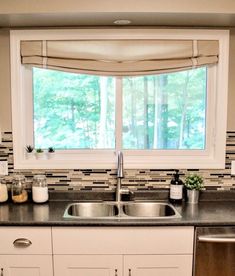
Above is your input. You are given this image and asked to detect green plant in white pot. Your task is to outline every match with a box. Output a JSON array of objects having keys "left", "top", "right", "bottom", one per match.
[
  {"left": 35, "top": 148, "right": 45, "bottom": 160},
  {"left": 25, "top": 145, "right": 34, "bottom": 159},
  {"left": 184, "top": 174, "right": 204, "bottom": 204},
  {"left": 47, "top": 147, "right": 55, "bottom": 159}
]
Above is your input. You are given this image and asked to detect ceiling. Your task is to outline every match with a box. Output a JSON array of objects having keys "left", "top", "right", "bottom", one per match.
[{"left": 1, "top": 12, "right": 235, "bottom": 28}]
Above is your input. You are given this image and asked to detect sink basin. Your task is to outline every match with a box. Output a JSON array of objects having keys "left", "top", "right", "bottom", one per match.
[
  {"left": 122, "top": 202, "right": 180, "bottom": 218},
  {"left": 64, "top": 202, "right": 119, "bottom": 218},
  {"left": 63, "top": 201, "right": 181, "bottom": 219}
]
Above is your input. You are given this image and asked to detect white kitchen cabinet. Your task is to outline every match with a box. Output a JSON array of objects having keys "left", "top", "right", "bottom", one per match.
[
  {"left": 0, "top": 227, "right": 52, "bottom": 254},
  {"left": 0, "top": 226, "right": 194, "bottom": 276},
  {"left": 52, "top": 226, "right": 194, "bottom": 276},
  {"left": 54, "top": 254, "right": 192, "bottom": 276},
  {"left": 0, "top": 227, "right": 53, "bottom": 276},
  {"left": 124, "top": 255, "right": 192, "bottom": 276},
  {"left": 54, "top": 255, "right": 122, "bottom": 276},
  {"left": 0, "top": 255, "right": 53, "bottom": 276}
]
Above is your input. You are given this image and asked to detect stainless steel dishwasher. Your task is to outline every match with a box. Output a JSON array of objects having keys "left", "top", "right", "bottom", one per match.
[{"left": 194, "top": 227, "right": 235, "bottom": 276}]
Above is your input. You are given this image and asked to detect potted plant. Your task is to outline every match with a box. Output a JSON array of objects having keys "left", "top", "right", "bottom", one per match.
[
  {"left": 25, "top": 145, "right": 34, "bottom": 159},
  {"left": 184, "top": 174, "right": 204, "bottom": 204},
  {"left": 35, "top": 148, "right": 45, "bottom": 160},
  {"left": 47, "top": 147, "right": 55, "bottom": 159}
]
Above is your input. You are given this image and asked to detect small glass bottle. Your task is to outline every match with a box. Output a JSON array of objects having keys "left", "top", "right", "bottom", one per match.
[
  {"left": 32, "top": 175, "right": 48, "bottom": 203},
  {"left": 0, "top": 178, "right": 8, "bottom": 203},
  {"left": 11, "top": 175, "right": 28, "bottom": 203}
]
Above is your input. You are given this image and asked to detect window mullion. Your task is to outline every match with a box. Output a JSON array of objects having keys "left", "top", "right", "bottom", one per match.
[
  {"left": 24, "top": 66, "right": 34, "bottom": 146},
  {"left": 115, "top": 77, "right": 123, "bottom": 151}
]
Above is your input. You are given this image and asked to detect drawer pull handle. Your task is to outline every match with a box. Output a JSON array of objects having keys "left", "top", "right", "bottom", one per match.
[
  {"left": 115, "top": 269, "right": 118, "bottom": 276},
  {"left": 1, "top": 268, "right": 3, "bottom": 276},
  {"left": 13, "top": 238, "right": 32, "bottom": 247},
  {"left": 129, "top": 269, "right": 132, "bottom": 276}
]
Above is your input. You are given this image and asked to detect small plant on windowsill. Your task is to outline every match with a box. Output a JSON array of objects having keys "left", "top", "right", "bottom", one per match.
[
  {"left": 25, "top": 145, "right": 34, "bottom": 159},
  {"left": 184, "top": 174, "right": 204, "bottom": 204},
  {"left": 47, "top": 147, "right": 55, "bottom": 159},
  {"left": 35, "top": 148, "right": 45, "bottom": 160}
]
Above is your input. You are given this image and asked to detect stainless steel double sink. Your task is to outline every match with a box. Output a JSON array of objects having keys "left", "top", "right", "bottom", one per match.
[{"left": 63, "top": 201, "right": 181, "bottom": 219}]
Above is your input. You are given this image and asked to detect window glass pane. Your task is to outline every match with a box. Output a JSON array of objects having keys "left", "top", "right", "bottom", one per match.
[
  {"left": 33, "top": 68, "right": 115, "bottom": 149},
  {"left": 122, "top": 67, "right": 207, "bottom": 150}
]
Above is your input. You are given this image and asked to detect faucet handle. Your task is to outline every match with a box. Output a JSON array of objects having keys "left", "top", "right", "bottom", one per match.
[
  {"left": 120, "top": 188, "right": 135, "bottom": 201},
  {"left": 120, "top": 187, "right": 130, "bottom": 195}
]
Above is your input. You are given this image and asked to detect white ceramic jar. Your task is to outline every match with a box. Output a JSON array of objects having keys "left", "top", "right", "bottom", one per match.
[
  {"left": 32, "top": 175, "right": 48, "bottom": 203},
  {"left": 0, "top": 180, "right": 8, "bottom": 203}
]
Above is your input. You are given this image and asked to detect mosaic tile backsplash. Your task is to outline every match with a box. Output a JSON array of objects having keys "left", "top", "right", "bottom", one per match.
[{"left": 1, "top": 131, "right": 235, "bottom": 191}]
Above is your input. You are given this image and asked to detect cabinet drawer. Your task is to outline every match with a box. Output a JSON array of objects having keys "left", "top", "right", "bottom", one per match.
[
  {"left": 53, "top": 226, "right": 194, "bottom": 255},
  {"left": 0, "top": 227, "right": 52, "bottom": 254},
  {"left": 124, "top": 255, "right": 192, "bottom": 276},
  {"left": 54, "top": 255, "right": 122, "bottom": 276}
]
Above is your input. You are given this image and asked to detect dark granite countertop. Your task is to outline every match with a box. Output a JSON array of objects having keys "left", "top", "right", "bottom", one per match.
[{"left": 0, "top": 191, "right": 235, "bottom": 226}]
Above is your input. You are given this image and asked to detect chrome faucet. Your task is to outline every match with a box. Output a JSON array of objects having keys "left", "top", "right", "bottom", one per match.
[
  {"left": 117, "top": 151, "right": 124, "bottom": 179},
  {"left": 116, "top": 151, "right": 128, "bottom": 203}
]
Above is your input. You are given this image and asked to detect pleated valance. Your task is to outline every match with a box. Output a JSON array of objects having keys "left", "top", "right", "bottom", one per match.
[{"left": 20, "top": 39, "right": 219, "bottom": 76}]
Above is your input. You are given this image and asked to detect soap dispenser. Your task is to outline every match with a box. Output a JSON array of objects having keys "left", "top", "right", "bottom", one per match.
[{"left": 169, "top": 169, "right": 183, "bottom": 203}]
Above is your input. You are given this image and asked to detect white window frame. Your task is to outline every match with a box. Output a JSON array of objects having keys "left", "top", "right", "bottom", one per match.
[{"left": 10, "top": 28, "right": 229, "bottom": 170}]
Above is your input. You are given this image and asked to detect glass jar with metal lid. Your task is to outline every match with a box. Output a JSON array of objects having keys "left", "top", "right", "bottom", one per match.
[
  {"left": 32, "top": 175, "right": 48, "bottom": 203},
  {"left": 11, "top": 175, "right": 28, "bottom": 203}
]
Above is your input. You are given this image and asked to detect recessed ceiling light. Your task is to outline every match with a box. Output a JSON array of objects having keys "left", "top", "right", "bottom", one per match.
[{"left": 113, "top": 19, "right": 132, "bottom": 25}]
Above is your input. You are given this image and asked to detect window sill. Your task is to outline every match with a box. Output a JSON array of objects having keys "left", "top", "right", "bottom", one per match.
[{"left": 14, "top": 151, "right": 226, "bottom": 170}]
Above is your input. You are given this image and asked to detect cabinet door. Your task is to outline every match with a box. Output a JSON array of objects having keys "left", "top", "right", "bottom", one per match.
[
  {"left": 124, "top": 255, "right": 192, "bottom": 276},
  {"left": 0, "top": 255, "right": 53, "bottom": 276},
  {"left": 54, "top": 255, "right": 122, "bottom": 276}
]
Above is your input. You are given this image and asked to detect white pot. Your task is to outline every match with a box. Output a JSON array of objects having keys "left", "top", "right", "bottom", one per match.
[
  {"left": 25, "top": 152, "right": 34, "bottom": 159},
  {"left": 47, "top": 152, "right": 55, "bottom": 159},
  {"left": 35, "top": 152, "right": 46, "bottom": 160}
]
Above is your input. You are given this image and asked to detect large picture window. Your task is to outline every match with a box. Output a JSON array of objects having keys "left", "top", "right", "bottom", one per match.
[
  {"left": 10, "top": 29, "right": 229, "bottom": 169},
  {"left": 33, "top": 67, "right": 207, "bottom": 151}
]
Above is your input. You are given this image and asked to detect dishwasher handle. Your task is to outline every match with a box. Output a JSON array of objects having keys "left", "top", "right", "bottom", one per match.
[{"left": 198, "top": 235, "right": 235, "bottom": 243}]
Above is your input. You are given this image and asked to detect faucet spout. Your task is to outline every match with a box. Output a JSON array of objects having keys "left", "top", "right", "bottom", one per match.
[
  {"left": 117, "top": 151, "right": 124, "bottom": 179},
  {"left": 116, "top": 151, "right": 124, "bottom": 203}
]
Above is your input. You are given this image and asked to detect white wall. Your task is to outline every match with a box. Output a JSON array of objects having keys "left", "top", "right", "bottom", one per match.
[
  {"left": 227, "top": 28, "right": 235, "bottom": 130},
  {"left": 0, "top": 29, "right": 11, "bottom": 131}
]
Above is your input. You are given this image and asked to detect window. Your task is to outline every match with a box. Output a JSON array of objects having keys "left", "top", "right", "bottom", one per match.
[
  {"left": 10, "top": 29, "right": 229, "bottom": 169},
  {"left": 33, "top": 68, "right": 115, "bottom": 149},
  {"left": 33, "top": 67, "right": 206, "bottom": 151},
  {"left": 122, "top": 67, "right": 207, "bottom": 150}
]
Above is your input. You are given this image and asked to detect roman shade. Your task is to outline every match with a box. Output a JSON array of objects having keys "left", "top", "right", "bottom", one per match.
[{"left": 20, "top": 39, "right": 219, "bottom": 76}]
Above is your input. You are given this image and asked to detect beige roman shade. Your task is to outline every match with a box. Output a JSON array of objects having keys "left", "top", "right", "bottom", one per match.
[{"left": 20, "top": 39, "right": 219, "bottom": 76}]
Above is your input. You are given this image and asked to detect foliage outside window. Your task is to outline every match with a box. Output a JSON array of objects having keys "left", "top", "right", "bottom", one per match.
[
  {"left": 122, "top": 68, "right": 206, "bottom": 150},
  {"left": 33, "top": 67, "right": 206, "bottom": 151},
  {"left": 33, "top": 69, "right": 115, "bottom": 149}
]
